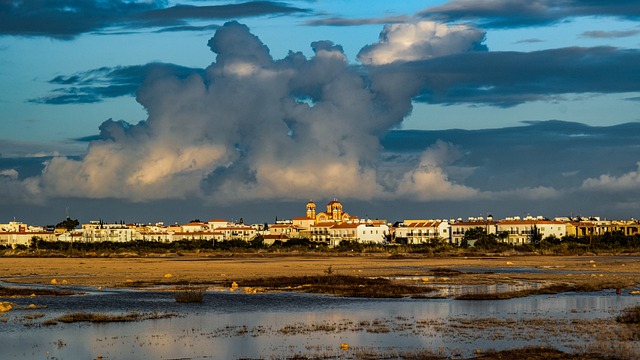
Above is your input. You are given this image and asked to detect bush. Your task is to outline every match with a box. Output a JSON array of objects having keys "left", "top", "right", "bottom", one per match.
[{"left": 174, "top": 287, "right": 206, "bottom": 303}]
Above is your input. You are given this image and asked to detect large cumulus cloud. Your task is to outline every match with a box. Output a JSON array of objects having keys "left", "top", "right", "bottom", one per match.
[
  {"left": 28, "top": 21, "right": 483, "bottom": 203},
  {"left": 13, "top": 19, "right": 640, "bottom": 215}
]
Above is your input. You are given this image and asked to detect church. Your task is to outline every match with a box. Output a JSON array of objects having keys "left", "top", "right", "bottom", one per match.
[
  {"left": 292, "top": 198, "right": 358, "bottom": 232},
  {"left": 305, "top": 199, "right": 356, "bottom": 223}
]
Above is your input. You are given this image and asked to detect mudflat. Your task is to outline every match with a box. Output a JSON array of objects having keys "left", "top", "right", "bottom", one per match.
[{"left": 1, "top": 254, "right": 639, "bottom": 290}]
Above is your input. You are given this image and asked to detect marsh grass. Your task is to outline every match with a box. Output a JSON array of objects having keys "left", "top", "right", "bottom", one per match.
[
  {"left": 43, "top": 311, "right": 176, "bottom": 325},
  {"left": 174, "top": 287, "right": 206, "bottom": 302},
  {"left": 617, "top": 305, "right": 640, "bottom": 325},
  {"left": 240, "top": 275, "right": 434, "bottom": 298},
  {"left": 428, "top": 268, "right": 464, "bottom": 277},
  {"left": 0, "top": 285, "right": 77, "bottom": 297},
  {"left": 473, "top": 347, "right": 609, "bottom": 359},
  {"left": 455, "top": 282, "right": 628, "bottom": 300}
]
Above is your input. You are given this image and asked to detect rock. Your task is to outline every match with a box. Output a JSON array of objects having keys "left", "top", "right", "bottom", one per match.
[
  {"left": 163, "top": 273, "right": 173, "bottom": 278},
  {"left": 231, "top": 281, "right": 239, "bottom": 288},
  {"left": 27, "top": 304, "right": 37, "bottom": 309},
  {"left": 50, "top": 279, "right": 57, "bottom": 285},
  {"left": 340, "top": 343, "right": 349, "bottom": 350}
]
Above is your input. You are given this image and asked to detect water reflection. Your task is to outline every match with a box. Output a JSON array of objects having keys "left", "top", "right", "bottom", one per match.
[{"left": 1, "top": 287, "right": 639, "bottom": 359}]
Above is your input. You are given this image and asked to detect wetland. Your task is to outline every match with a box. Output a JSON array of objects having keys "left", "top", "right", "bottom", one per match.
[{"left": 1, "top": 254, "right": 639, "bottom": 359}]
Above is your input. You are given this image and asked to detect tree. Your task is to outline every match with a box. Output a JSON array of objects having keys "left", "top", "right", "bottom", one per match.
[
  {"left": 56, "top": 217, "right": 79, "bottom": 232},
  {"left": 463, "top": 227, "right": 486, "bottom": 247},
  {"left": 530, "top": 225, "right": 542, "bottom": 247},
  {"left": 30, "top": 236, "right": 41, "bottom": 250}
]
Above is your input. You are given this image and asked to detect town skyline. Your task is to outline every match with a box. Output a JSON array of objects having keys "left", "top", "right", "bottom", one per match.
[
  {"left": 3, "top": 197, "right": 638, "bottom": 251},
  {"left": 1, "top": 196, "right": 633, "bottom": 230},
  {"left": 1, "top": 1, "right": 639, "bottom": 224}
]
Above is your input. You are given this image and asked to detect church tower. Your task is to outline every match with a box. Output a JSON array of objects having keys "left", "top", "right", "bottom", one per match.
[
  {"left": 327, "top": 198, "right": 343, "bottom": 221},
  {"left": 306, "top": 200, "right": 316, "bottom": 219}
]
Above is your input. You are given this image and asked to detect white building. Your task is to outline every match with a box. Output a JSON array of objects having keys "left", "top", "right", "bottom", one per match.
[
  {"left": 356, "top": 223, "right": 389, "bottom": 244},
  {"left": 497, "top": 220, "right": 566, "bottom": 244},
  {"left": 394, "top": 220, "right": 449, "bottom": 244}
]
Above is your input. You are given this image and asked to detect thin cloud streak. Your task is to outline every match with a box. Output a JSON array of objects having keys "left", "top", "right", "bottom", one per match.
[
  {"left": 581, "top": 29, "right": 640, "bottom": 38},
  {"left": 419, "top": 0, "right": 640, "bottom": 28}
]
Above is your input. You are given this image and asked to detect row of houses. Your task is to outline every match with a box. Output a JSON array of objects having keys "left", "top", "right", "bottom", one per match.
[{"left": 1, "top": 200, "right": 639, "bottom": 249}]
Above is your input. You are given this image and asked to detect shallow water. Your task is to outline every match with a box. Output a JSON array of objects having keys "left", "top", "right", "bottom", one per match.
[{"left": 2, "top": 283, "right": 639, "bottom": 359}]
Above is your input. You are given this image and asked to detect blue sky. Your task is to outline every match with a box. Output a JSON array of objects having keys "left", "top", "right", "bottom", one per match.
[{"left": 1, "top": 0, "right": 640, "bottom": 224}]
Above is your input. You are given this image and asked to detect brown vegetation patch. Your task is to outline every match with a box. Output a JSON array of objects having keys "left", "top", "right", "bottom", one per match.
[
  {"left": 240, "top": 275, "right": 435, "bottom": 298},
  {"left": 617, "top": 305, "right": 640, "bottom": 325},
  {"left": 455, "top": 282, "right": 628, "bottom": 300},
  {"left": 174, "top": 287, "right": 206, "bottom": 303},
  {"left": 473, "top": 347, "right": 610, "bottom": 360},
  {"left": 428, "top": 268, "right": 464, "bottom": 276},
  {"left": 0, "top": 285, "right": 77, "bottom": 297},
  {"left": 43, "top": 311, "right": 176, "bottom": 325}
]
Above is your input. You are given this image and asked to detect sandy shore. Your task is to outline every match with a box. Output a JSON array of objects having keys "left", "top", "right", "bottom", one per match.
[{"left": 1, "top": 254, "right": 639, "bottom": 290}]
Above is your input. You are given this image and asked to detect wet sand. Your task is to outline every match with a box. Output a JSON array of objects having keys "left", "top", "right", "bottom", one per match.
[{"left": 1, "top": 254, "right": 639, "bottom": 290}]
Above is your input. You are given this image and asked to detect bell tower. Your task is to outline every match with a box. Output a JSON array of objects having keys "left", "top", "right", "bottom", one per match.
[{"left": 306, "top": 200, "right": 316, "bottom": 219}]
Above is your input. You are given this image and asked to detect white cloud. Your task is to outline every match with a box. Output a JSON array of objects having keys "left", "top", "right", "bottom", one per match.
[
  {"left": 28, "top": 22, "right": 412, "bottom": 203},
  {"left": 581, "top": 162, "right": 640, "bottom": 192},
  {"left": 357, "top": 20, "right": 486, "bottom": 65},
  {"left": 395, "top": 141, "right": 481, "bottom": 200},
  {"left": 0, "top": 169, "right": 19, "bottom": 180}
]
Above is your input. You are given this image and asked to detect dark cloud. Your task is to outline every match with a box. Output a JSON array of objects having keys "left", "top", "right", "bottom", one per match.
[
  {"left": 6, "top": 20, "right": 640, "bottom": 223},
  {"left": 305, "top": 15, "right": 410, "bottom": 26},
  {"left": 514, "top": 38, "right": 545, "bottom": 44},
  {"left": 0, "top": 1, "right": 308, "bottom": 38},
  {"left": 384, "top": 46, "right": 640, "bottom": 107},
  {"left": 29, "top": 63, "right": 203, "bottom": 104},
  {"left": 0, "top": 0, "right": 163, "bottom": 39},
  {"left": 134, "top": 2, "right": 309, "bottom": 27},
  {"left": 581, "top": 29, "right": 640, "bottom": 38},
  {"left": 382, "top": 120, "right": 640, "bottom": 191},
  {"left": 419, "top": 0, "right": 640, "bottom": 28},
  {"left": 5, "top": 120, "right": 640, "bottom": 223}
]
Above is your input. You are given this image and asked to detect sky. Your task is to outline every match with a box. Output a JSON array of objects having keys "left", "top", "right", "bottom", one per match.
[{"left": 1, "top": 0, "right": 640, "bottom": 225}]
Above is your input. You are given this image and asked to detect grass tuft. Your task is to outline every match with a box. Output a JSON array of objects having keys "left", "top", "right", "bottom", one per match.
[
  {"left": 174, "top": 287, "right": 206, "bottom": 303},
  {"left": 455, "top": 282, "right": 629, "bottom": 300},
  {"left": 239, "top": 275, "right": 435, "bottom": 298},
  {"left": 44, "top": 311, "right": 176, "bottom": 325},
  {"left": 0, "top": 285, "right": 77, "bottom": 297},
  {"left": 617, "top": 305, "right": 640, "bottom": 325}
]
